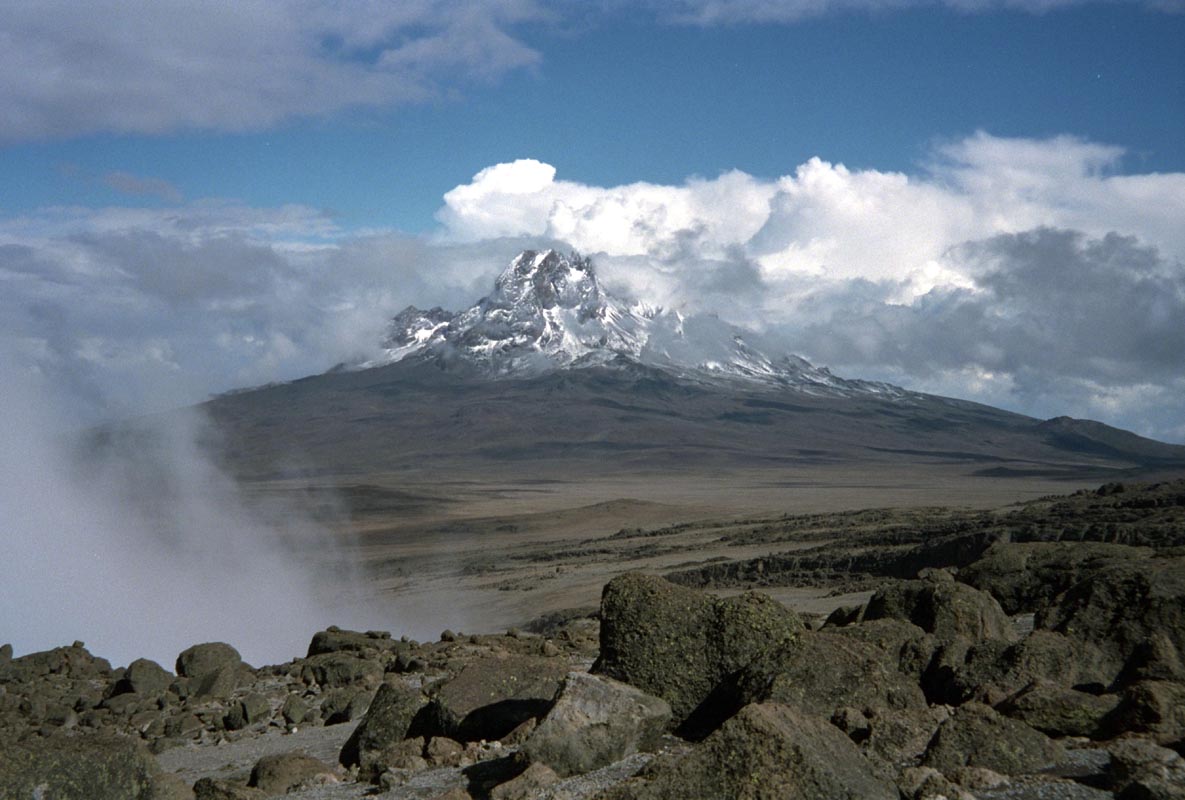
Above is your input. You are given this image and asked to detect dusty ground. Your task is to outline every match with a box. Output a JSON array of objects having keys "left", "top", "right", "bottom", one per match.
[{"left": 276, "top": 463, "right": 1107, "bottom": 640}]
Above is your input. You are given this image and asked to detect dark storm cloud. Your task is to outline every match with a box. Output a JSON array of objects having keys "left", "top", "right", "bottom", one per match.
[{"left": 792, "top": 228, "right": 1185, "bottom": 390}]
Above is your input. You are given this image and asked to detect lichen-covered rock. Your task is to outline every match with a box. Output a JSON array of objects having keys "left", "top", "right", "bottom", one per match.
[
  {"left": 1103, "top": 680, "right": 1185, "bottom": 747},
  {"left": 996, "top": 680, "right": 1120, "bottom": 738},
  {"left": 248, "top": 752, "right": 338, "bottom": 795},
  {"left": 1036, "top": 556, "right": 1185, "bottom": 687},
  {"left": 922, "top": 702, "right": 1064, "bottom": 775},
  {"left": 339, "top": 681, "right": 426, "bottom": 779},
  {"left": 733, "top": 630, "right": 927, "bottom": 719},
  {"left": 922, "top": 630, "right": 1102, "bottom": 706},
  {"left": 960, "top": 541, "right": 1152, "bottom": 615},
  {"left": 863, "top": 577, "right": 1015, "bottom": 642},
  {"left": 596, "top": 702, "right": 897, "bottom": 800},
  {"left": 522, "top": 671, "right": 671, "bottom": 777},
  {"left": 0, "top": 734, "right": 166, "bottom": 799},
  {"left": 1105, "top": 738, "right": 1185, "bottom": 800},
  {"left": 306, "top": 626, "right": 404, "bottom": 658},
  {"left": 110, "top": 658, "right": 173, "bottom": 697},
  {"left": 420, "top": 654, "right": 568, "bottom": 742},
  {"left": 300, "top": 652, "right": 384, "bottom": 689},
  {"left": 224, "top": 693, "right": 272, "bottom": 731},
  {"left": 830, "top": 618, "right": 937, "bottom": 682},
  {"left": 176, "top": 642, "right": 243, "bottom": 680},
  {"left": 594, "top": 573, "right": 802, "bottom": 727}
]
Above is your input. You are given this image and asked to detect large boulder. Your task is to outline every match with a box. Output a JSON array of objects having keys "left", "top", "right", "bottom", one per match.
[
  {"left": 248, "top": 752, "right": 338, "bottom": 795},
  {"left": 1036, "top": 556, "right": 1185, "bottom": 687},
  {"left": 597, "top": 702, "right": 897, "bottom": 800},
  {"left": 300, "top": 652, "right": 384, "bottom": 690},
  {"left": 921, "top": 630, "right": 1103, "bottom": 706},
  {"left": 996, "top": 680, "right": 1120, "bottom": 738},
  {"left": 1103, "top": 680, "right": 1185, "bottom": 747},
  {"left": 829, "top": 618, "right": 937, "bottom": 683},
  {"left": 733, "top": 630, "right": 926, "bottom": 719},
  {"left": 594, "top": 573, "right": 803, "bottom": 727},
  {"left": 419, "top": 654, "right": 567, "bottom": 742},
  {"left": 862, "top": 576, "right": 1015, "bottom": 642},
  {"left": 960, "top": 541, "right": 1152, "bottom": 615},
  {"left": 0, "top": 734, "right": 167, "bottom": 799},
  {"left": 176, "top": 642, "right": 242, "bottom": 679},
  {"left": 718, "top": 629, "right": 931, "bottom": 764},
  {"left": 922, "top": 702, "right": 1064, "bottom": 776},
  {"left": 306, "top": 626, "right": 405, "bottom": 658},
  {"left": 1105, "top": 738, "right": 1185, "bottom": 800},
  {"left": 339, "top": 682, "right": 426, "bottom": 779},
  {"left": 522, "top": 671, "right": 671, "bottom": 777},
  {"left": 176, "top": 642, "right": 250, "bottom": 700},
  {"left": 110, "top": 658, "right": 173, "bottom": 697}
]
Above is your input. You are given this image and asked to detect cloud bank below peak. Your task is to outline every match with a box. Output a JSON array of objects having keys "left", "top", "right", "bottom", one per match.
[{"left": 437, "top": 133, "right": 1185, "bottom": 441}]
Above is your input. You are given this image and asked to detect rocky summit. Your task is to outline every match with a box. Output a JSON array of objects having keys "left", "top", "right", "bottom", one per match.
[
  {"left": 373, "top": 248, "right": 905, "bottom": 396},
  {"left": 4, "top": 478, "right": 1185, "bottom": 799}
]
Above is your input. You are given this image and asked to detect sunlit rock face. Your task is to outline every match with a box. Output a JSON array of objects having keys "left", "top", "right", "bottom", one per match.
[{"left": 376, "top": 249, "right": 904, "bottom": 398}]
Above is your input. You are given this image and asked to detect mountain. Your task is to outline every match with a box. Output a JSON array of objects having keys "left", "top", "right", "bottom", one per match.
[
  {"left": 198, "top": 250, "right": 1185, "bottom": 484},
  {"left": 368, "top": 249, "right": 903, "bottom": 398}
]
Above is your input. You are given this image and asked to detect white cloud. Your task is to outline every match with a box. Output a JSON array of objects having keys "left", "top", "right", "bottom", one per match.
[
  {"left": 0, "top": 0, "right": 545, "bottom": 141},
  {"left": 656, "top": 0, "right": 1176, "bottom": 25},
  {"left": 439, "top": 132, "right": 1185, "bottom": 293},
  {"left": 3, "top": 132, "right": 1184, "bottom": 442},
  {"left": 438, "top": 133, "right": 1185, "bottom": 440}
]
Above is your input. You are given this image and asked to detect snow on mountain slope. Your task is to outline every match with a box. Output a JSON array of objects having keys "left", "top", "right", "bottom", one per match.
[{"left": 372, "top": 249, "right": 906, "bottom": 398}]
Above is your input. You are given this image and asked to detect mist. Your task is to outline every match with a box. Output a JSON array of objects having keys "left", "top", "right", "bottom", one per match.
[{"left": 0, "top": 358, "right": 391, "bottom": 669}]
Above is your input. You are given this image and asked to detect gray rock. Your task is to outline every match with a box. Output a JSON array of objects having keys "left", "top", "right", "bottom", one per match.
[
  {"left": 176, "top": 642, "right": 243, "bottom": 680},
  {"left": 594, "top": 573, "right": 803, "bottom": 728},
  {"left": 300, "top": 652, "right": 384, "bottom": 690},
  {"left": 863, "top": 578, "right": 1016, "bottom": 642},
  {"left": 1037, "top": 556, "right": 1185, "bottom": 687},
  {"left": 421, "top": 654, "right": 568, "bottom": 742},
  {"left": 248, "top": 752, "right": 338, "bottom": 795},
  {"left": 1106, "top": 738, "right": 1185, "bottom": 800},
  {"left": 523, "top": 672, "right": 671, "bottom": 777},
  {"left": 997, "top": 680, "right": 1120, "bottom": 738},
  {"left": 598, "top": 702, "right": 897, "bottom": 800},
  {"left": 339, "top": 681, "right": 426, "bottom": 779},
  {"left": 0, "top": 734, "right": 166, "bottom": 799},
  {"left": 923, "top": 702, "right": 1065, "bottom": 775},
  {"left": 111, "top": 658, "right": 173, "bottom": 697}
]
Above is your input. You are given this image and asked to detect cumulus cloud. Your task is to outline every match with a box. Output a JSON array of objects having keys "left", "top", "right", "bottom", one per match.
[
  {"left": 3, "top": 132, "right": 1184, "bottom": 443},
  {"left": 438, "top": 133, "right": 1185, "bottom": 440},
  {"left": 0, "top": 0, "right": 544, "bottom": 141}
]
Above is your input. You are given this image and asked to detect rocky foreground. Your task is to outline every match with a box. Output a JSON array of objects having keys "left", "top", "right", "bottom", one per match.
[{"left": 4, "top": 492, "right": 1185, "bottom": 799}]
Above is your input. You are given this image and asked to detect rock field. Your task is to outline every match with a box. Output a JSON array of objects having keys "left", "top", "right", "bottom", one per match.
[{"left": 3, "top": 480, "right": 1185, "bottom": 799}]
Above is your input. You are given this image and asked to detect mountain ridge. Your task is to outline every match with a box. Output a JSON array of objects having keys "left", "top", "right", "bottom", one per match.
[{"left": 367, "top": 249, "right": 905, "bottom": 399}]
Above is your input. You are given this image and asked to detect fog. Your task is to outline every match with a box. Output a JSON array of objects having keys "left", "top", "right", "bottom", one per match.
[{"left": 0, "top": 357, "right": 391, "bottom": 669}]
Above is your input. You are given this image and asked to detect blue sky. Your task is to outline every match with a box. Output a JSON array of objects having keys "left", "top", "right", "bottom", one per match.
[
  {"left": 2, "top": 0, "right": 1184, "bottom": 439},
  {"left": 3, "top": 3, "right": 1182, "bottom": 232}
]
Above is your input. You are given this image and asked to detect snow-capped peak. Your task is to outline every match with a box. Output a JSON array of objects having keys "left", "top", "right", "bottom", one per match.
[{"left": 372, "top": 249, "right": 905, "bottom": 397}]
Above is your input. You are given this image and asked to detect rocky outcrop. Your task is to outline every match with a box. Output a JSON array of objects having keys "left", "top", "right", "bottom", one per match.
[
  {"left": 862, "top": 575, "right": 1015, "bottom": 642},
  {"left": 598, "top": 702, "right": 897, "bottom": 800},
  {"left": 418, "top": 654, "right": 568, "bottom": 742},
  {"left": 0, "top": 734, "right": 168, "bottom": 800},
  {"left": 594, "top": 573, "right": 802, "bottom": 727},
  {"left": 1037, "top": 555, "right": 1185, "bottom": 687},
  {"left": 922, "top": 702, "right": 1064, "bottom": 775},
  {"left": 521, "top": 671, "right": 671, "bottom": 777},
  {"left": 339, "top": 681, "right": 426, "bottom": 778}
]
